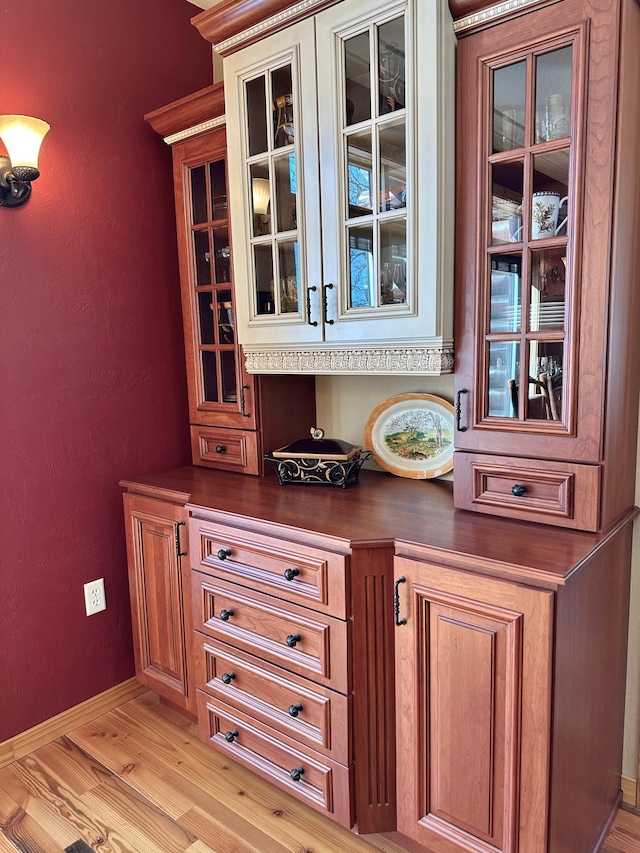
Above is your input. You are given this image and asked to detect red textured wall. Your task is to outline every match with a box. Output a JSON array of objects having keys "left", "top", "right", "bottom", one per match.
[{"left": 0, "top": 0, "right": 212, "bottom": 741}]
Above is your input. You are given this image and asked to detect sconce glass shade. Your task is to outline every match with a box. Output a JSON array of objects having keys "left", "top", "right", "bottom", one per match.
[
  {"left": 252, "top": 177, "right": 271, "bottom": 216},
  {"left": 0, "top": 115, "right": 50, "bottom": 181}
]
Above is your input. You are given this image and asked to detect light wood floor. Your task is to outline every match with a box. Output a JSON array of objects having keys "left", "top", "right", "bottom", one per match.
[{"left": 0, "top": 691, "right": 638, "bottom": 853}]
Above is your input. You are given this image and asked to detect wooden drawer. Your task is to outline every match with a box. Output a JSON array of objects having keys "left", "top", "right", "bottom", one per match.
[
  {"left": 454, "top": 451, "right": 600, "bottom": 531},
  {"left": 191, "top": 425, "right": 259, "bottom": 475},
  {"left": 192, "top": 572, "right": 350, "bottom": 693},
  {"left": 197, "top": 690, "right": 353, "bottom": 828},
  {"left": 194, "top": 634, "right": 351, "bottom": 763},
  {"left": 189, "top": 518, "right": 348, "bottom": 618}
]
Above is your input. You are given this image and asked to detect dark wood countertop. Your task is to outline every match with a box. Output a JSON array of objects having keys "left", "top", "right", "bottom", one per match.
[{"left": 121, "top": 466, "right": 635, "bottom": 585}]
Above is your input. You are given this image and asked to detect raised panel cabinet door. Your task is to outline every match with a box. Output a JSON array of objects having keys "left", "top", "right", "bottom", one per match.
[
  {"left": 123, "top": 493, "right": 193, "bottom": 713},
  {"left": 394, "top": 557, "right": 554, "bottom": 853}
]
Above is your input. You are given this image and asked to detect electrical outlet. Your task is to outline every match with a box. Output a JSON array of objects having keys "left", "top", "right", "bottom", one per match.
[{"left": 83, "top": 578, "right": 106, "bottom": 616}]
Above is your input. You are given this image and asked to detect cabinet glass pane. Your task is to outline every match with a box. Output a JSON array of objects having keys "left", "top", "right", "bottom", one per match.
[
  {"left": 193, "top": 230, "right": 211, "bottom": 286},
  {"left": 345, "top": 31, "right": 371, "bottom": 125},
  {"left": 216, "top": 289, "right": 234, "bottom": 344},
  {"left": 272, "top": 65, "right": 294, "bottom": 148},
  {"left": 209, "top": 160, "right": 227, "bottom": 220},
  {"left": 492, "top": 161, "right": 524, "bottom": 245},
  {"left": 493, "top": 62, "right": 526, "bottom": 153},
  {"left": 347, "top": 130, "right": 373, "bottom": 217},
  {"left": 529, "top": 248, "right": 566, "bottom": 331},
  {"left": 254, "top": 244, "right": 274, "bottom": 314},
  {"left": 247, "top": 76, "right": 268, "bottom": 156},
  {"left": 278, "top": 241, "right": 300, "bottom": 313},
  {"left": 213, "top": 228, "right": 230, "bottom": 283},
  {"left": 380, "top": 219, "right": 407, "bottom": 305},
  {"left": 198, "top": 292, "right": 214, "bottom": 345},
  {"left": 535, "top": 47, "right": 572, "bottom": 144},
  {"left": 274, "top": 154, "right": 297, "bottom": 233},
  {"left": 527, "top": 340, "right": 563, "bottom": 419},
  {"left": 488, "top": 341, "right": 520, "bottom": 417},
  {"left": 221, "top": 350, "right": 237, "bottom": 403},
  {"left": 250, "top": 163, "right": 271, "bottom": 237},
  {"left": 378, "top": 17, "right": 405, "bottom": 116},
  {"left": 379, "top": 120, "right": 406, "bottom": 212},
  {"left": 201, "top": 350, "right": 218, "bottom": 403},
  {"left": 490, "top": 255, "right": 521, "bottom": 333},
  {"left": 348, "top": 224, "right": 374, "bottom": 308},
  {"left": 531, "top": 151, "right": 569, "bottom": 239},
  {"left": 191, "top": 165, "right": 207, "bottom": 224}
]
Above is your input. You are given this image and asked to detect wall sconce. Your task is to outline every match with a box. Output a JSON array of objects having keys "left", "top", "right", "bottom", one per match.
[
  {"left": 252, "top": 177, "right": 271, "bottom": 234},
  {"left": 0, "top": 115, "right": 50, "bottom": 208}
]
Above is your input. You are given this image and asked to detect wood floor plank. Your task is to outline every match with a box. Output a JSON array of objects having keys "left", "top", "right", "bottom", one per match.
[
  {"left": 28, "top": 738, "right": 109, "bottom": 795},
  {"left": 603, "top": 810, "right": 640, "bottom": 853},
  {"left": 81, "top": 774, "right": 196, "bottom": 853},
  {"left": 1, "top": 809, "right": 63, "bottom": 853},
  {"left": 0, "top": 752, "right": 136, "bottom": 853},
  {"left": 0, "top": 831, "right": 21, "bottom": 852},
  {"left": 179, "top": 805, "right": 274, "bottom": 853}
]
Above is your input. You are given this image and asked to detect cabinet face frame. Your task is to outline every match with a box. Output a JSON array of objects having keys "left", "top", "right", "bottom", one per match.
[{"left": 394, "top": 557, "right": 554, "bottom": 853}]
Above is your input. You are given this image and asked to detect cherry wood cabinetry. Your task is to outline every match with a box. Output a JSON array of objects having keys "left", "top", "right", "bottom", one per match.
[
  {"left": 121, "top": 467, "right": 634, "bottom": 853},
  {"left": 122, "top": 492, "right": 194, "bottom": 715},
  {"left": 452, "top": 0, "right": 640, "bottom": 531},
  {"left": 144, "top": 85, "right": 315, "bottom": 474}
]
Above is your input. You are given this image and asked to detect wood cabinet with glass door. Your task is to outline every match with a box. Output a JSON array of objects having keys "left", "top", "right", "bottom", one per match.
[
  {"left": 145, "top": 84, "right": 315, "bottom": 475},
  {"left": 218, "top": 0, "right": 455, "bottom": 375},
  {"left": 452, "top": 0, "right": 640, "bottom": 531}
]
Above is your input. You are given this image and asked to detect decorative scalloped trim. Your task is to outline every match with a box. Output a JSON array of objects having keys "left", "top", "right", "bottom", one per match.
[
  {"left": 453, "top": 0, "right": 542, "bottom": 32},
  {"left": 214, "top": 0, "right": 327, "bottom": 53},
  {"left": 243, "top": 346, "right": 455, "bottom": 374},
  {"left": 163, "top": 115, "right": 226, "bottom": 146}
]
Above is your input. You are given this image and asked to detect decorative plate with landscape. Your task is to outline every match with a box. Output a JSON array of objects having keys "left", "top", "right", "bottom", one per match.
[{"left": 364, "top": 393, "right": 455, "bottom": 479}]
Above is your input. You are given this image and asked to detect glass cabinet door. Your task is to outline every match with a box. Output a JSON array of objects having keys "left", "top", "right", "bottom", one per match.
[
  {"left": 188, "top": 153, "right": 244, "bottom": 416},
  {"left": 482, "top": 39, "right": 577, "bottom": 427}
]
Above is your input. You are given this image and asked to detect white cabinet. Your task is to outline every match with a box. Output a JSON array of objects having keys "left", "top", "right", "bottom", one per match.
[{"left": 224, "top": 0, "right": 455, "bottom": 375}]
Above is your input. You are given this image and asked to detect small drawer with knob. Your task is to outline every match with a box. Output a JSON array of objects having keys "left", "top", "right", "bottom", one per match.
[
  {"left": 192, "top": 572, "right": 349, "bottom": 692},
  {"left": 194, "top": 635, "right": 351, "bottom": 762},
  {"left": 454, "top": 451, "right": 600, "bottom": 531},
  {"left": 190, "top": 426, "right": 260, "bottom": 475},
  {"left": 188, "top": 518, "right": 348, "bottom": 617},
  {"left": 196, "top": 691, "right": 353, "bottom": 828}
]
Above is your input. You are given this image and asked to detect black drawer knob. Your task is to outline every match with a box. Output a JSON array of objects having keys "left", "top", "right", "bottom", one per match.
[
  {"left": 512, "top": 484, "right": 527, "bottom": 497},
  {"left": 288, "top": 703, "right": 303, "bottom": 717},
  {"left": 218, "top": 548, "right": 232, "bottom": 560},
  {"left": 290, "top": 766, "right": 305, "bottom": 782},
  {"left": 221, "top": 672, "right": 235, "bottom": 685},
  {"left": 224, "top": 729, "right": 238, "bottom": 743},
  {"left": 286, "top": 633, "right": 301, "bottom": 648},
  {"left": 283, "top": 567, "right": 300, "bottom": 581},
  {"left": 219, "top": 609, "right": 234, "bottom": 621},
  {"left": 216, "top": 445, "right": 227, "bottom": 453}
]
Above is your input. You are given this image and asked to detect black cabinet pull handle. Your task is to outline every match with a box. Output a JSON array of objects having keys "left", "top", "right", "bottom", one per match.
[
  {"left": 456, "top": 389, "right": 468, "bottom": 432},
  {"left": 216, "top": 445, "right": 227, "bottom": 453},
  {"left": 288, "top": 703, "right": 303, "bottom": 717},
  {"left": 284, "top": 567, "right": 300, "bottom": 581},
  {"left": 221, "top": 672, "right": 235, "bottom": 685},
  {"left": 286, "top": 633, "right": 301, "bottom": 647},
  {"left": 394, "top": 576, "right": 407, "bottom": 627},
  {"left": 224, "top": 729, "right": 238, "bottom": 743},
  {"left": 220, "top": 609, "right": 234, "bottom": 621},
  {"left": 175, "top": 521, "right": 187, "bottom": 558},
  {"left": 512, "top": 484, "right": 527, "bottom": 497},
  {"left": 240, "top": 384, "right": 251, "bottom": 418},
  {"left": 307, "top": 285, "right": 318, "bottom": 326},
  {"left": 218, "top": 548, "right": 232, "bottom": 560},
  {"left": 290, "top": 766, "right": 305, "bottom": 782},
  {"left": 322, "top": 283, "right": 335, "bottom": 325}
]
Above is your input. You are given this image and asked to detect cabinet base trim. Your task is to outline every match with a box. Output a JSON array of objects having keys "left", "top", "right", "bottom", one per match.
[
  {"left": 243, "top": 345, "right": 455, "bottom": 375},
  {"left": 0, "top": 677, "right": 146, "bottom": 769}
]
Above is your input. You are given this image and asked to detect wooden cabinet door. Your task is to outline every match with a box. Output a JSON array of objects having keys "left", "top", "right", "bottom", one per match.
[
  {"left": 394, "top": 556, "right": 553, "bottom": 853},
  {"left": 123, "top": 493, "right": 194, "bottom": 713}
]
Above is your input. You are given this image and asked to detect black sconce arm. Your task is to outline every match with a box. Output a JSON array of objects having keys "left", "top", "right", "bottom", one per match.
[{"left": 0, "top": 155, "right": 36, "bottom": 207}]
